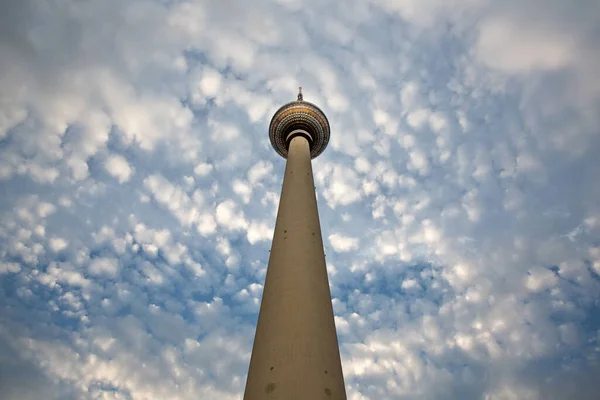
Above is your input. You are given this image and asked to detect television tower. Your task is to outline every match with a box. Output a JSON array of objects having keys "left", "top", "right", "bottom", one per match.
[{"left": 243, "top": 89, "right": 347, "bottom": 399}]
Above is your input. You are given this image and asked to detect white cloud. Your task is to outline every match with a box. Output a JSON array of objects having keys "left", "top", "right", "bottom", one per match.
[
  {"left": 37, "top": 262, "right": 90, "bottom": 288},
  {"left": 476, "top": 15, "right": 573, "bottom": 73},
  {"left": 590, "top": 247, "right": 600, "bottom": 275},
  {"left": 36, "top": 202, "right": 56, "bottom": 218},
  {"left": 198, "top": 68, "right": 223, "bottom": 98},
  {"left": 247, "top": 160, "right": 273, "bottom": 184},
  {"left": 67, "top": 157, "right": 89, "bottom": 181},
  {"left": 215, "top": 200, "right": 248, "bottom": 231},
  {"left": 401, "top": 278, "right": 420, "bottom": 291},
  {"left": 197, "top": 213, "right": 218, "bottom": 236},
  {"left": 144, "top": 174, "right": 216, "bottom": 236},
  {"left": 0, "top": 262, "right": 21, "bottom": 274},
  {"left": 0, "top": 106, "right": 28, "bottom": 140},
  {"left": 48, "top": 237, "right": 68, "bottom": 252},
  {"left": 88, "top": 257, "right": 120, "bottom": 278},
  {"left": 232, "top": 179, "right": 252, "bottom": 204},
  {"left": 406, "top": 108, "right": 430, "bottom": 129},
  {"left": 247, "top": 221, "right": 273, "bottom": 244},
  {"left": 329, "top": 233, "right": 360, "bottom": 253},
  {"left": 1, "top": 0, "right": 600, "bottom": 399},
  {"left": 408, "top": 149, "right": 429, "bottom": 174},
  {"left": 194, "top": 162, "right": 214, "bottom": 177},
  {"left": 354, "top": 157, "right": 371, "bottom": 174},
  {"left": 317, "top": 164, "right": 362, "bottom": 208},
  {"left": 104, "top": 154, "right": 134, "bottom": 183},
  {"left": 525, "top": 267, "right": 559, "bottom": 293},
  {"left": 375, "top": 231, "right": 399, "bottom": 257},
  {"left": 429, "top": 112, "right": 449, "bottom": 133}
]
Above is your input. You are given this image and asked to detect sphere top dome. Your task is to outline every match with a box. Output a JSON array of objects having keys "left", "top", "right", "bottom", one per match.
[{"left": 269, "top": 88, "right": 330, "bottom": 159}]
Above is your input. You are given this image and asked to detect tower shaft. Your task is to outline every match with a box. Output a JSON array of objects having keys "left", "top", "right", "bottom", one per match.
[{"left": 244, "top": 136, "right": 346, "bottom": 399}]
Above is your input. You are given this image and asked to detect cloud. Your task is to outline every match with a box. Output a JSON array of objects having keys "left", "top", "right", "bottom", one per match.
[
  {"left": 316, "top": 163, "right": 362, "bottom": 208},
  {"left": 196, "top": 67, "right": 223, "bottom": 99},
  {"left": 104, "top": 154, "right": 134, "bottom": 183},
  {"left": 0, "top": 332, "right": 63, "bottom": 400},
  {"left": 246, "top": 221, "right": 273, "bottom": 244},
  {"left": 0, "top": 262, "right": 21, "bottom": 274},
  {"left": 1, "top": 0, "right": 600, "bottom": 399},
  {"left": 232, "top": 179, "right": 252, "bottom": 204},
  {"left": 247, "top": 160, "right": 273, "bottom": 184},
  {"left": 48, "top": 237, "right": 68, "bottom": 252},
  {"left": 476, "top": 16, "right": 574, "bottom": 72},
  {"left": 215, "top": 200, "right": 249, "bottom": 231},
  {"left": 88, "top": 257, "right": 120, "bottom": 278},
  {"left": 144, "top": 174, "right": 217, "bottom": 235},
  {"left": 329, "top": 233, "right": 360, "bottom": 253},
  {"left": 194, "top": 162, "right": 214, "bottom": 177}
]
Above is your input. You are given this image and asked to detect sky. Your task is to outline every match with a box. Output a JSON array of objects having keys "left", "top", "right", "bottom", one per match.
[{"left": 1, "top": 0, "right": 600, "bottom": 399}]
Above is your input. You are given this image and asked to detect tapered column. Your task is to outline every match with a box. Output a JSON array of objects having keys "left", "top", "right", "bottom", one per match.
[{"left": 244, "top": 136, "right": 346, "bottom": 400}]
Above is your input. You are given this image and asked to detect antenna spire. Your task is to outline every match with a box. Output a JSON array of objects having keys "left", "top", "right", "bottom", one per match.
[{"left": 297, "top": 86, "right": 303, "bottom": 101}]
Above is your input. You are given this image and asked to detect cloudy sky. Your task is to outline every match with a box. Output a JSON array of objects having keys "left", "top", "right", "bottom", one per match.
[{"left": 1, "top": 0, "right": 600, "bottom": 399}]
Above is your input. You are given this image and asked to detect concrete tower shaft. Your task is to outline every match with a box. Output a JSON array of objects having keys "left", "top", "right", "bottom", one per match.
[{"left": 244, "top": 91, "right": 346, "bottom": 399}]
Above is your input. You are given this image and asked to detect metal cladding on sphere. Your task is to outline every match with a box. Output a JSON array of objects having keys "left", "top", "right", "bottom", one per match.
[{"left": 269, "top": 91, "right": 330, "bottom": 159}]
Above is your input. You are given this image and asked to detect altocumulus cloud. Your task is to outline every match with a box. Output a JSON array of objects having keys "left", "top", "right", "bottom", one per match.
[{"left": 1, "top": 0, "right": 600, "bottom": 399}]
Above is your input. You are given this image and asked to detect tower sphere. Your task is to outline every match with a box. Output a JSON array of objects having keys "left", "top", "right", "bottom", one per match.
[{"left": 269, "top": 89, "right": 330, "bottom": 159}]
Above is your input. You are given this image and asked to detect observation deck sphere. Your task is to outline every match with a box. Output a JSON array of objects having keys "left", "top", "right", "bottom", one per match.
[{"left": 269, "top": 97, "right": 330, "bottom": 159}]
